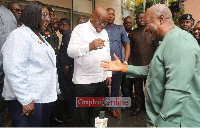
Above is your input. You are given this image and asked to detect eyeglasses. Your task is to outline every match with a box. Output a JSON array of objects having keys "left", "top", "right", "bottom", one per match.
[
  {"left": 93, "top": 14, "right": 108, "bottom": 26},
  {"left": 42, "top": 12, "right": 50, "bottom": 20},
  {"left": 12, "top": 8, "right": 23, "bottom": 13},
  {"left": 78, "top": 21, "right": 86, "bottom": 24}
]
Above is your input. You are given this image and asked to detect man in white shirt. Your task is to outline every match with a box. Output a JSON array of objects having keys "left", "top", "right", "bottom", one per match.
[
  {"left": 0, "top": 4, "right": 17, "bottom": 126},
  {"left": 67, "top": 6, "right": 111, "bottom": 127}
]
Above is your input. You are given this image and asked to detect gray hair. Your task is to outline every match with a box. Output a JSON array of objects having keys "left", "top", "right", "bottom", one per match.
[{"left": 147, "top": 4, "right": 172, "bottom": 19}]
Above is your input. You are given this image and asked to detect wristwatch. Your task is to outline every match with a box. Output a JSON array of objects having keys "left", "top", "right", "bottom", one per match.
[{"left": 124, "top": 61, "right": 128, "bottom": 65}]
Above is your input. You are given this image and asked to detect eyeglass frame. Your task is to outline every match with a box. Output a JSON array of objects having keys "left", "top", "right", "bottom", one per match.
[
  {"left": 78, "top": 21, "right": 86, "bottom": 24},
  {"left": 42, "top": 12, "right": 50, "bottom": 20},
  {"left": 92, "top": 14, "right": 108, "bottom": 26}
]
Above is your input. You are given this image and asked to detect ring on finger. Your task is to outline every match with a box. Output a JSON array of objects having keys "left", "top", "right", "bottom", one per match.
[{"left": 97, "top": 46, "right": 99, "bottom": 49}]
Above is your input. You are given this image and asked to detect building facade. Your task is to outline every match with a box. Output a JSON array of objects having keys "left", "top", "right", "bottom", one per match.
[{"left": 0, "top": 0, "right": 199, "bottom": 28}]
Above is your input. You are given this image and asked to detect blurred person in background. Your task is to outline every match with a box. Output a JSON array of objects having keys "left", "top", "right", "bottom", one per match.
[
  {"left": 58, "top": 18, "right": 74, "bottom": 118},
  {"left": 179, "top": 14, "right": 193, "bottom": 34},
  {"left": 7, "top": 2, "right": 22, "bottom": 27},
  {"left": 0, "top": 3, "right": 17, "bottom": 126},
  {"left": 104, "top": 8, "right": 130, "bottom": 119},
  {"left": 120, "top": 16, "right": 134, "bottom": 111},
  {"left": 77, "top": 16, "right": 86, "bottom": 25},
  {"left": 192, "top": 21, "right": 200, "bottom": 46}
]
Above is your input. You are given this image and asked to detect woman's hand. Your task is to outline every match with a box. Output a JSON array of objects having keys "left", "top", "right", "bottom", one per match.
[{"left": 22, "top": 101, "right": 35, "bottom": 116}]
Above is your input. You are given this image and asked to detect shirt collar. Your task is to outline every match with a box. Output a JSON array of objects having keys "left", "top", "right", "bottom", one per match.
[
  {"left": 63, "top": 28, "right": 71, "bottom": 36},
  {"left": 105, "top": 23, "right": 115, "bottom": 28},
  {"left": 22, "top": 24, "right": 50, "bottom": 46},
  {"left": 87, "top": 20, "right": 98, "bottom": 34}
]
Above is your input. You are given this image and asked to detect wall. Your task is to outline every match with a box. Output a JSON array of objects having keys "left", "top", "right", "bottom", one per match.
[
  {"left": 184, "top": 0, "right": 200, "bottom": 26},
  {"left": 26, "top": 0, "right": 72, "bottom": 9},
  {"left": 95, "top": 0, "right": 122, "bottom": 25},
  {"left": 73, "top": 0, "right": 93, "bottom": 14}
]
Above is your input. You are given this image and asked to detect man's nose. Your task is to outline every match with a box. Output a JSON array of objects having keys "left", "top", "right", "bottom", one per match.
[
  {"left": 194, "top": 29, "right": 199, "bottom": 34},
  {"left": 183, "top": 22, "right": 188, "bottom": 25}
]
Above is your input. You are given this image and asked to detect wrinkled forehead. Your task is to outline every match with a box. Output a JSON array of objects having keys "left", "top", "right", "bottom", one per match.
[
  {"left": 97, "top": 13, "right": 108, "bottom": 21},
  {"left": 12, "top": 3, "right": 22, "bottom": 9},
  {"left": 107, "top": 8, "right": 115, "bottom": 14},
  {"left": 124, "top": 17, "right": 132, "bottom": 22},
  {"left": 144, "top": 12, "right": 151, "bottom": 22},
  {"left": 78, "top": 18, "right": 86, "bottom": 22},
  {"left": 136, "top": 13, "right": 145, "bottom": 18}
]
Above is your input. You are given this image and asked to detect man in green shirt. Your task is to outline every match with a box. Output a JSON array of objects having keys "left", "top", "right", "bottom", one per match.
[{"left": 100, "top": 4, "right": 200, "bottom": 127}]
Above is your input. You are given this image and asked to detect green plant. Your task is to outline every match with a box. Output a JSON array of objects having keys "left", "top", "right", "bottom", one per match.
[{"left": 131, "top": 0, "right": 185, "bottom": 28}]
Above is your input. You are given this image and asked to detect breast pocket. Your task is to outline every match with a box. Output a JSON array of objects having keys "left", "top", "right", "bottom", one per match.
[{"left": 114, "top": 33, "right": 121, "bottom": 42}]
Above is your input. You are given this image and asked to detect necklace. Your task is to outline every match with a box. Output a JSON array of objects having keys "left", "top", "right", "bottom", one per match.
[{"left": 163, "top": 26, "right": 175, "bottom": 37}]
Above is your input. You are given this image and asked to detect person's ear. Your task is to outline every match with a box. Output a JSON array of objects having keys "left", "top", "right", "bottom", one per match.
[
  {"left": 159, "top": 15, "right": 164, "bottom": 25},
  {"left": 91, "top": 14, "right": 94, "bottom": 19}
]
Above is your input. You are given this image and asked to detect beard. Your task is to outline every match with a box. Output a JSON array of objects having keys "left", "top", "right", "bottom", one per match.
[{"left": 196, "top": 38, "right": 200, "bottom": 45}]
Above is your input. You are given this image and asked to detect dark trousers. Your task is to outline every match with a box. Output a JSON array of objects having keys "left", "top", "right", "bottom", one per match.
[
  {"left": 7, "top": 100, "right": 52, "bottom": 127},
  {"left": 74, "top": 80, "right": 106, "bottom": 127},
  {"left": 58, "top": 69, "right": 74, "bottom": 114},
  {"left": 0, "top": 83, "right": 6, "bottom": 126},
  {"left": 121, "top": 74, "right": 134, "bottom": 97},
  {"left": 133, "top": 78, "right": 146, "bottom": 109},
  {"left": 110, "top": 74, "right": 123, "bottom": 111}
]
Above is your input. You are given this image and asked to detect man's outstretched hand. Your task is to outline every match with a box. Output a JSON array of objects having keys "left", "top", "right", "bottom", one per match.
[{"left": 100, "top": 53, "right": 128, "bottom": 73}]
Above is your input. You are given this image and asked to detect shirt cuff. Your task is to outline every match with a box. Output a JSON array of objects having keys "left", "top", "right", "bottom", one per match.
[
  {"left": 19, "top": 96, "right": 33, "bottom": 106},
  {"left": 154, "top": 114, "right": 179, "bottom": 127},
  {"left": 127, "top": 65, "right": 135, "bottom": 75},
  {"left": 106, "top": 71, "right": 112, "bottom": 78}
]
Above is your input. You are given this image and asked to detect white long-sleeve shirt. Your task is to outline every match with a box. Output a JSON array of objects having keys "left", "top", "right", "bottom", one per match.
[{"left": 67, "top": 21, "right": 112, "bottom": 84}]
